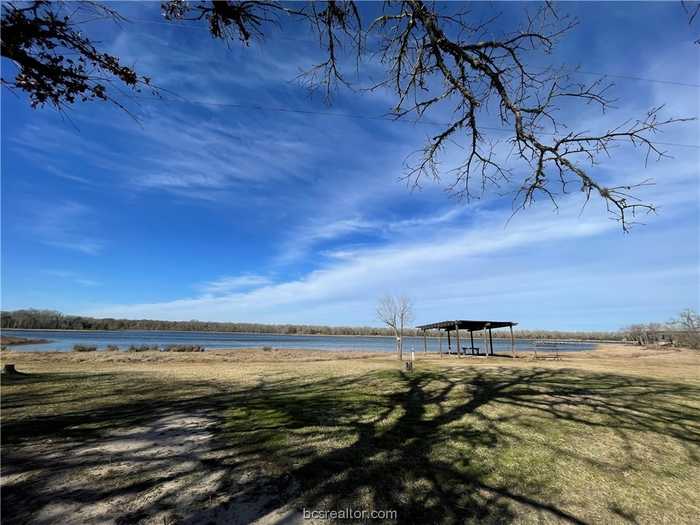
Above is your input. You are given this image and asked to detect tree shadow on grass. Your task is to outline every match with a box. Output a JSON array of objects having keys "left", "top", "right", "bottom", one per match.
[{"left": 2, "top": 366, "right": 699, "bottom": 524}]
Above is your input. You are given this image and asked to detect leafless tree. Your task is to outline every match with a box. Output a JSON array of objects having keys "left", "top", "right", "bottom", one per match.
[
  {"left": 625, "top": 324, "right": 646, "bottom": 345},
  {"left": 376, "top": 294, "right": 413, "bottom": 360},
  {"left": 672, "top": 308, "right": 700, "bottom": 348},
  {"left": 675, "top": 308, "right": 700, "bottom": 331}
]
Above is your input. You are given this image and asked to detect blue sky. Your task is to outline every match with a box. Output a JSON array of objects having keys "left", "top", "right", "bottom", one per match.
[{"left": 1, "top": 2, "right": 698, "bottom": 331}]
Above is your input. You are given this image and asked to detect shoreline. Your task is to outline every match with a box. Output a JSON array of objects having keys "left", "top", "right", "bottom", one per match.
[
  {"left": 0, "top": 336, "right": 51, "bottom": 346},
  {"left": 5, "top": 344, "right": 698, "bottom": 382},
  {"left": 0, "top": 327, "right": 624, "bottom": 344},
  {"left": 1, "top": 341, "right": 601, "bottom": 355},
  {"left": 0, "top": 344, "right": 603, "bottom": 363}
]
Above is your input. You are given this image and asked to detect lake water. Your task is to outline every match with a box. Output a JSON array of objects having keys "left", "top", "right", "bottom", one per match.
[{"left": 1, "top": 329, "right": 597, "bottom": 353}]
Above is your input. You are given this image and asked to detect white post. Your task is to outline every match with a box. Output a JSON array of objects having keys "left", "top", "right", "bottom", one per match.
[{"left": 483, "top": 326, "right": 488, "bottom": 358}]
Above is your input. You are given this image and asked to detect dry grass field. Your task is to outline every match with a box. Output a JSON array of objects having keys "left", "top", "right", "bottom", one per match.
[{"left": 1, "top": 344, "right": 699, "bottom": 524}]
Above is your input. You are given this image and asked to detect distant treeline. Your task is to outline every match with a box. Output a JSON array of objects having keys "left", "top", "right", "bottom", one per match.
[{"left": 1, "top": 309, "right": 624, "bottom": 341}]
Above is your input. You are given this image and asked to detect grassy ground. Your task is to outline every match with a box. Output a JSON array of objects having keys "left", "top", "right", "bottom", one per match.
[{"left": 1, "top": 345, "right": 699, "bottom": 524}]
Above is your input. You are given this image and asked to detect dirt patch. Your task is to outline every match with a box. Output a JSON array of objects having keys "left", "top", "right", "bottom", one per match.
[{"left": 2, "top": 411, "right": 311, "bottom": 524}]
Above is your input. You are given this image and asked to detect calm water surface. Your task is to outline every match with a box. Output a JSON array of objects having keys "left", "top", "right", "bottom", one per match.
[{"left": 2, "top": 329, "right": 597, "bottom": 353}]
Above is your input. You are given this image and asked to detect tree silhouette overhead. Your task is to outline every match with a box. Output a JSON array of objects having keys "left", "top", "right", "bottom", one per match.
[
  {"left": 2, "top": 1, "right": 694, "bottom": 230},
  {"left": 1, "top": 1, "right": 155, "bottom": 113}
]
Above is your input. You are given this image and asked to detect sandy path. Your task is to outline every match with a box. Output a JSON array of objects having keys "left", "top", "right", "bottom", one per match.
[{"left": 2, "top": 409, "right": 311, "bottom": 525}]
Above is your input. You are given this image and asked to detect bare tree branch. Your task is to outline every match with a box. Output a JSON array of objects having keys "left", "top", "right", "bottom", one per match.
[
  {"left": 682, "top": 0, "right": 700, "bottom": 43},
  {"left": 1, "top": 1, "right": 156, "bottom": 113},
  {"left": 364, "top": 1, "right": 692, "bottom": 231}
]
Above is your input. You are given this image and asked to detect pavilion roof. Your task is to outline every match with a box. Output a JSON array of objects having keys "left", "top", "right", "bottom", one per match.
[{"left": 416, "top": 320, "right": 517, "bottom": 331}]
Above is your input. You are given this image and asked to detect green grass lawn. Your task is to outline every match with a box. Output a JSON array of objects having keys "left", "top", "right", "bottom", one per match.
[{"left": 2, "top": 357, "right": 699, "bottom": 524}]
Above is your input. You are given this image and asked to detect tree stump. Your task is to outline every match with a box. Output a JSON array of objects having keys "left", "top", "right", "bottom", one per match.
[{"left": 2, "top": 364, "right": 20, "bottom": 375}]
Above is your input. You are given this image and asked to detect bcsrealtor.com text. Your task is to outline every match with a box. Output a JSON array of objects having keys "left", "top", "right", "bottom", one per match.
[{"left": 303, "top": 508, "right": 397, "bottom": 520}]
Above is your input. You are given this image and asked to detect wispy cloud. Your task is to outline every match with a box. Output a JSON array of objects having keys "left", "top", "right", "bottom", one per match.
[
  {"left": 75, "top": 278, "right": 101, "bottom": 287},
  {"left": 276, "top": 217, "right": 377, "bottom": 264},
  {"left": 84, "top": 195, "right": 620, "bottom": 321},
  {"left": 197, "top": 274, "right": 273, "bottom": 295},
  {"left": 26, "top": 202, "right": 104, "bottom": 255},
  {"left": 276, "top": 206, "right": 471, "bottom": 264},
  {"left": 43, "top": 270, "right": 101, "bottom": 287},
  {"left": 13, "top": 110, "right": 321, "bottom": 203}
]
